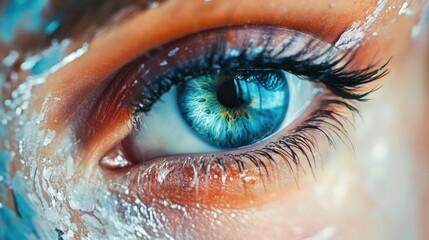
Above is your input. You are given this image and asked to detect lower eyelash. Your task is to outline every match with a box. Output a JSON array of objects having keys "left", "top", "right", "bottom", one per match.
[
  {"left": 123, "top": 95, "right": 359, "bottom": 207},
  {"left": 128, "top": 94, "right": 358, "bottom": 197},
  {"left": 197, "top": 95, "right": 356, "bottom": 181}
]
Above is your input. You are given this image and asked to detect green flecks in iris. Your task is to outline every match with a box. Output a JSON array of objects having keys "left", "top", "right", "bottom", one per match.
[{"left": 219, "top": 108, "right": 251, "bottom": 126}]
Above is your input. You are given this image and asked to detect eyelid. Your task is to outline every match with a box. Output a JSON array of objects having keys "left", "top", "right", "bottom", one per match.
[
  {"left": 46, "top": 21, "right": 386, "bottom": 209},
  {"left": 38, "top": 0, "right": 371, "bottom": 124},
  {"left": 108, "top": 92, "right": 349, "bottom": 209},
  {"left": 81, "top": 26, "right": 386, "bottom": 201}
]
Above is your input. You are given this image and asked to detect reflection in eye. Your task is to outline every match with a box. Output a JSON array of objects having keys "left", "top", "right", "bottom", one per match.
[{"left": 94, "top": 25, "right": 387, "bottom": 206}]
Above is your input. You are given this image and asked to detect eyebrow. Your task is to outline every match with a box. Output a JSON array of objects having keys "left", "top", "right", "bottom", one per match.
[
  {"left": 48, "top": 0, "right": 166, "bottom": 38},
  {"left": 50, "top": 0, "right": 165, "bottom": 38},
  {"left": 0, "top": 0, "right": 166, "bottom": 50}
]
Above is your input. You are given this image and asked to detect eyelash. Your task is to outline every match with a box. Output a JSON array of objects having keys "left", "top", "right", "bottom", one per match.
[
  {"left": 109, "top": 26, "right": 388, "bottom": 187},
  {"left": 131, "top": 30, "right": 388, "bottom": 116}
]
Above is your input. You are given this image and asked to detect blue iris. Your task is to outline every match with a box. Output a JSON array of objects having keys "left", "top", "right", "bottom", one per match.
[{"left": 177, "top": 69, "right": 290, "bottom": 149}]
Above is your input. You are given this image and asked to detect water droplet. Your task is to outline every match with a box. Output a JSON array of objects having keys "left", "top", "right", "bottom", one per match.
[
  {"left": 148, "top": 2, "right": 159, "bottom": 8},
  {"left": 168, "top": 47, "right": 180, "bottom": 57},
  {"left": 2, "top": 51, "right": 19, "bottom": 67}
]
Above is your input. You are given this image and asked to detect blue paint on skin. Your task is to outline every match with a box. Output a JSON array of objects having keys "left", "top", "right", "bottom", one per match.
[
  {"left": 0, "top": 151, "right": 12, "bottom": 198},
  {"left": 44, "top": 14, "right": 65, "bottom": 35},
  {"left": 0, "top": 207, "right": 36, "bottom": 239},
  {"left": 0, "top": 2, "right": 66, "bottom": 236},
  {"left": 11, "top": 175, "right": 40, "bottom": 238},
  {"left": 0, "top": 153, "right": 38, "bottom": 239},
  {"left": 0, "top": 74, "right": 6, "bottom": 143},
  {"left": 0, "top": 0, "right": 48, "bottom": 42},
  {"left": 29, "top": 39, "right": 71, "bottom": 75},
  {"left": 0, "top": 169, "right": 57, "bottom": 239},
  {"left": 0, "top": 149, "right": 38, "bottom": 239}
]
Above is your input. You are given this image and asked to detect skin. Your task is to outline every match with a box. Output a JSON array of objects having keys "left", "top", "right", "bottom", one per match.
[{"left": 0, "top": 0, "right": 428, "bottom": 239}]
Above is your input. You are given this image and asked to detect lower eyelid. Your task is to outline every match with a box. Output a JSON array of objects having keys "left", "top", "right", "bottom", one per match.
[
  {"left": 102, "top": 92, "right": 352, "bottom": 209},
  {"left": 115, "top": 154, "right": 305, "bottom": 209}
]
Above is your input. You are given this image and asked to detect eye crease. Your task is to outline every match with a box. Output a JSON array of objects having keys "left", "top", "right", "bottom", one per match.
[{"left": 91, "top": 25, "right": 388, "bottom": 207}]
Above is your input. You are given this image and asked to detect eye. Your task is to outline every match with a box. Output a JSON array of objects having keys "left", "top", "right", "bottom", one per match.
[
  {"left": 125, "top": 68, "right": 316, "bottom": 160},
  {"left": 90, "top": 25, "right": 387, "bottom": 208}
]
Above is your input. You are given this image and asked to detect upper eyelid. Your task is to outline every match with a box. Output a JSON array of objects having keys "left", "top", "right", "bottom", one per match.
[
  {"left": 89, "top": 26, "right": 386, "bottom": 149},
  {"left": 33, "top": 1, "right": 379, "bottom": 133},
  {"left": 126, "top": 27, "right": 387, "bottom": 116}
]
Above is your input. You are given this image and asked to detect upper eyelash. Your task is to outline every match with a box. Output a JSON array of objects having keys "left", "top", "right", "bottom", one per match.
[
  {"left": 131, "top": 28, "right": 389, "bottom": 116},
  {"left": 239, "top": 47, "right": 390, "bottom": 101}
]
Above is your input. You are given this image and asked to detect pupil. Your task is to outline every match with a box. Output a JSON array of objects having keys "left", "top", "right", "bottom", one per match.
[{"left": 216, "top": 79, "right": 245, "bottom": 108}]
